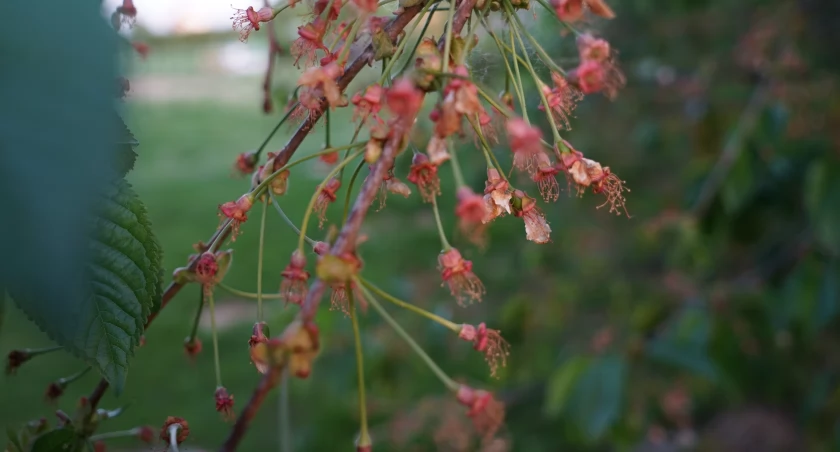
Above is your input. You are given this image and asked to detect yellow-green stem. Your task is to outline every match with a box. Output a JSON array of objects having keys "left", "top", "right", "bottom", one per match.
[
  {"left": 217, "top": 283, "right": 285, "bottom": 300},
  {"left": 431, "top": 195, "right": 452, "bottom": 250},
  {"left": 297, "top": 149, "right": 365, "bottom": 252},
  {"left": 270, "top": 193, "right": 316, "bottom": 246},
  {"left": 447, "top": 138, "right": 467, "bottom": 188},
  {"left": 441, "top": 0, "right": 457, "bottom": 74},
  {"left": 348, "top": 283, "right": 371, "bottom": 447},
  {"left": 396, "top": 2, "right": 441, "bottom": 77},
  {"left": 508, "top": 22, "right": 529, "bottom": 122},
  {"left": 207, "top": 291, "right": 223, "bottom": 387},
  {"left": 357, "top": 281, "right": 459, "bottom": 391},
  {"left": 360, "top": 278, "right": 459, "bottom": 331},
  {"left": 256, "top": 198, "right": 268, "bottom": 322},
  {"left": 379, "top": 0, "right": 437, "bottom": 84},
  {"left": 343, "top": 160, "right": 366, "bottom": 223},
  {"left": 507, "top": 3, "right": 563, "bottom": 143},
  {"left": 480, "top": 16, "right": 528, "bottom": 119},
  {"left": 338, "top": 18, "right": 364, "bottom": 66},
  {"left": 468, "top": 115, "right": 509, "bottom": 183},
  {"left": 187, "top": 288, "right": 204, "bottom": 343}
]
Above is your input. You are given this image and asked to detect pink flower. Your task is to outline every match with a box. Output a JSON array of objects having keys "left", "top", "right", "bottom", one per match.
[
  {"left": 315, "top": 178, "right": 342, "bottom": 228},
  {"left": 280, "top": 250, "right": 310, "bottom": 306},
  {"left": 438, "top": 248, "right": 485, "bottom": 306},
  {"left": 214, "top": 387, "right": 235, "bottom": 421},
  {"left": 218, "top": 194, "right": 254, "bottom": 240},
  {"left": 538, "top": 73, "right": 582, "bottom": 130},
  {"left": 406, "top": 152, "right": 440, "bottom": 202},
  {"left": 292, "top": 18, "right": 329, "bottom": 68},
  {"left": 483, "top": 168, "right": 511, "bottom": 223},
  {"left": 506, "top": 118, "right": 545, "bottom": 176},
  {"left": 455, "top": 386, "right": 505, "bottom": 441},
  {"left": 459, "top": 323, "right": 511, "bottom": 378},
  {"left": 231, "top": 6, "right": 275, "bottom": 42},
  {"left": 298, "top": 62, "right": 345, "bottom": 112},
  {"left": 532, "top": 153, "right": 561, "bottom": 202},
  {"left": 248, "top": 322, "right": 270, "bottom": 374},
  {"left": 386, "top": 77, "right": 424, "bottom": 130},
  {"left": 512, "top": 190, "right": 551, "bottom": 244},
  {"left": 351, "top": 84, "right": 384, "bottom": 123},
  {"left": 455, "top": 187, "right": 489, "bottom": 247}
]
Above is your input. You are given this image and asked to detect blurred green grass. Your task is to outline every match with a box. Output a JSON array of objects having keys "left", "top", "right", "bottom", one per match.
[{"left": 0, "top": 98, "right": 508, "bottom": 450}]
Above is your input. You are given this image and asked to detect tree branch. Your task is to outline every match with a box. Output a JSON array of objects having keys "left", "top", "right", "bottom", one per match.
[{"left": 218, "top": 365, "right": 284, "bottom": 452}]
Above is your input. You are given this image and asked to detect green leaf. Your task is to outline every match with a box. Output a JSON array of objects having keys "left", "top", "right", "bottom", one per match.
[
  {"left": 567, "top": 354, "right": 626, "bottom": 441},
  {"left": 115, "top": 112, "right": 139, "bottom": 177},
  {"left": 10, "top": 178, "right": 162, "bottom": 393},
  {"left": 0, "top": 0, "right": 119, "bottom": 350},
  {"left": 29, "top": 428, "right": 80, "bottom": 452},
  {"left": 544, "top": 355, "right": 590, "bottom": 418},
  {"left": 6, "top": 426, "right": 24, "bottom": 452}
]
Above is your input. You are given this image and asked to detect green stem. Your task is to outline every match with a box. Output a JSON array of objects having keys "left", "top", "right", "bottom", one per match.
[
  {"left": 255, "top": 103, "right": 298, "bottom": 157},
  {"left": 468, "top": 116, "right": 509, "bottom": 183},
  {"left": 360, "top": 278, "right": 459, "bottom": 331},
  {"left": 338, "top": 18, "right": 363, "bottom": 66},
  {"left": 57, "top": 367, "right": 91, "bottom": 387},
  {"left": 89, "top": 429, "right": 141, "bottom": 441},
  {"left": 207, "top": 291, "right": 222, "bottom": 388},
  {"left": 533, "top": 0, "right": 583, "bottom": 36},
  {"left": 21, "top": 345, "right": 64, "bottom": 357},
  {"left": 507, "top": 3, "right": 563, "bottom": 142},
  {"left": 325, "top": 109, "right": 332, "bottom": 149},
  {"left": 252, "top": 142, "right": 366, "bottom": 201},
  {"left": 447, "top": 137, "right": 467, "bottom": 188},
  {"left": 480, "top": 17, "right": 527, "bottom": 119},
  {"left": 379, "top": 0, "right": 434, "bottom": 84},
  {"left": 184, "top": 290, "right": 205, "bottom": 349},
  {"left": 396, "top": 2, "right": 440, "bottom": 77},
  {"left": 357, "top": 282, "right": 459, "bottom": 391},
  {"left": 431, "top": 195, "right": 452, "bottom": 250},
  {"left": 343, "top": 160, "right": 366, "bottom": 223},
  {"left": 269, "top": 193, "right": 316, "bottom": 246},
  {"left": 441, "top": 0, "right": 457, "bottom": 74},
  {"left": 217, "top": 283, "right": 285, "bottom": 300},
  {"left": 507, "top": 7, "right": 566, "bottom": 74},
  {"left": 508, "top": 20, "right": 529, "bottom": 122},
  {"left": 348, "top": 283, "right": 371, "bottom": 447},
  {"left": 339, "top": 123, "right": 365, "bottom": 180},
  {"left": 257, "top": 198, "right": 268, "bottom": 322},
  {"left": 298, "top": 150, "right": 365, "bottom": 252}
]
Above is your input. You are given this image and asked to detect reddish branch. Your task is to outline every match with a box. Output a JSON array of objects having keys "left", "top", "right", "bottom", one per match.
[
  {"left": 219, "top": 365, "right": 283, "bottom": 452},
  {"left": 89, "top": 0, "right": 478, "bottom": 447}
]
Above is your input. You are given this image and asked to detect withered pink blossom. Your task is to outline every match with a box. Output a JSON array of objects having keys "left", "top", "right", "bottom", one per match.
[
  {"left": 351, "top": 84, "right": 384, "bottom": 123},
  {"left": 438, "top": 248, "right": 485, "bottom": 306},
  {"left": 538, "top": 73, "right": 582, "bottom": 130},
  {"left": 214, "top": 387, "right": 235, "bottom": 421},
  {"left": 218, "top": 194, "right": 254, "bottom": 240},
  {"left": 407, "top": 152, "right": 441, "bottom": 202},
  {"left": 512, "top": 190, "right": 551, "bottom": 244},
  {"left": 315, "top": 178, "right": 342, "bottom": 227},
  {"left": 559, "top": 146, "right": 630, "bottom": 216},
  {"left": 532, "top": 153, "right": 561, "bottom": 202},
  {"left": 231, "top": 6, "right": 276, "bottom": 42},
  {"left": 292, "top": 18, "right": 329, "bottom": 68},
  {"left": 483, "top": 168, "right": 511, "bottom": 224},
  {"left": 459, "top": 323, "right": 511, "bottom": 378},
  {"left": 455, "top": 385, "right": 505, "bottom": 440},
  {"left": 248, "top": 322, "right": 270, "bottom": 374},
  {"left": 455, "top": 187, "right": 489, "bottom": 247},
  {"left": 280, "top": 250, "right": 310, "bottom": 306},
  {"left": 506, "top": 118, "right": 545, "bottom": 176}
]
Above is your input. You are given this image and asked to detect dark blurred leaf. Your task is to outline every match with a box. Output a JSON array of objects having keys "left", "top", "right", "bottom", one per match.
[
  {"left": 29, "top": 428, "right": 79, "bottom": 452},
  {"left": 721, "top": 146, "right": 756, "bottom": 214},
  {"left": 815, "top": 258, "right": 839, "bottom": 330},
  {"left": 567, "top": 354, "right": 626, "bottom": 441},
  {"left": 6, "top": 426, "right": 24, "bottom": 452},
  {"left": 544, "top": 355, "right": 590, "bottom": 418},
  {"left": 10, "top": 178, "right": 161, "bottom": 393},
  {"left": 805, "top": 160, "right": 840, "bottom": 255},
  {"left": 645, "top": 305, "right": 718, "bottom": 379},
  {"left": 0, "top": 0, "right": 117, "bottom": 362}
]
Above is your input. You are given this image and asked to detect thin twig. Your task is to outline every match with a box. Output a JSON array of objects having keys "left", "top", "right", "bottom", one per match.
[{"left": 219, "top": 366, "right": 284, "bottom": 452}]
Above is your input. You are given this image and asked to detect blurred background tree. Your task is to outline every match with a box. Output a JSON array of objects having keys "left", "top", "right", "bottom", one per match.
[{"left": 2, "top": 0, "right": 839, "bottom": 451}]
